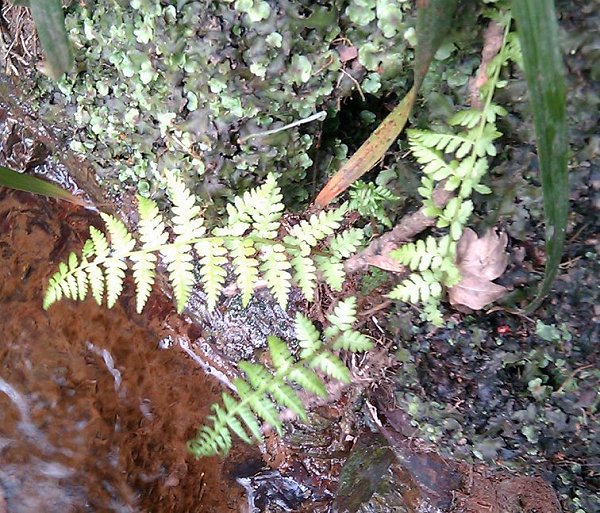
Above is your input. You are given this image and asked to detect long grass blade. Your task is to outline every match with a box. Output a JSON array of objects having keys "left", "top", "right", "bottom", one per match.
[
  {"left": 29, "top": 0, "right": 73, "bottom": 79},
  {"left": 0, "top": 166, "right": 86, "bottom": 206},
  {"left": 512, "top": 1, "right": 569, "bottom": 312}
]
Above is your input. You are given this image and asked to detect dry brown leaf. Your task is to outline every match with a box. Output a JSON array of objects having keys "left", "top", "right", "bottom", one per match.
[{"left": 448, "top": 228, "right": 509, "bottom": 310}]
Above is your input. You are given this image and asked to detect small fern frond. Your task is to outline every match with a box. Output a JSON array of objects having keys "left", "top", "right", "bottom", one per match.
[
  {"left": 268, "top": 336, "right": 293, "bottom": 373},
  {"left": 314, "top": 256, "right": 345, "bottom": 291},
  {"left": 131, "top": 252, "right": 156, "bottom": 313},
  {"left": 333, "top": 330, "right": 373, "bottom": 352},
  {"left": 161, "top": 243, "right": 195, "bottom": 313},
  {"left": 288, "top": 205, "right": 347, "bottom": 247},
  {"left": 259, "top": 243, "right": 292, "bottom": 308},
  {"left": 310, "top": 352, "right": 351, "bottom": 383},
  {"left": 195, "top": 238, "right": 228, "bottom": 311},
  {"left": 167, "top": 173, "right": 206, "bottom": 239},
  {"left": 328, "top": 228, "right": 364, "bottom": 259},
  {"left": 294, "top": 313, "right": 321, "bottom": 359},
  {"left": 388, "top": 270, "right": 443, "bottom": 304},
  {"left": 290, "top": 252, "right": 317, "bottom": 302},
  {"left": 326, "top": 296, "right": 357, "bottom": 334},
  {"left": 391, "top": 236, "right": 451, "bottom": 272},
  {"left": 227, "top": 238, "right": 259, "bottom": 307},
  {"left": 289, "top": 367, "right": 327, "bottom": 397},
  {"left": 45, "top": 173, "right": 361, "bottom": 313}
]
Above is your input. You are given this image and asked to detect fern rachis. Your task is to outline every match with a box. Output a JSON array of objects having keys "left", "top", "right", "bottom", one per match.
[
  {"left": 187, "top": 297, "right": 373, "bottom": 458},
  {"left": 44, "top": 173, "right": 364, "bottom": 314}
]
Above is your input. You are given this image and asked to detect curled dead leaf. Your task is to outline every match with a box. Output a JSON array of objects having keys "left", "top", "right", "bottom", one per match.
[{"left": 448, "top": 228, "right": 509, "bottom": 310}]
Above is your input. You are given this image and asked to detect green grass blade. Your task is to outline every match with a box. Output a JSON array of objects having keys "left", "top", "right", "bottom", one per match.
[
  {"left": 512, "top": 1, "right": 569, "bottom": 312},
  {"left": 0, "top": 165, "right": 85, "bottom": 206},
  {"left": 29, "top": 0, "right": 73, "bottom": 79}
]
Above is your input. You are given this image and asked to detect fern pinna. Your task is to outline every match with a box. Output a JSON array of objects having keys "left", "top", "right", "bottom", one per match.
[
  {"left": 187, "top": 297, "right": 372, "bottom": 457},
  {"left": 44, "top": 173, "right": 364, "bottom": 313},
  {"left": 388, "top": 11, "right": 519, "bottom": 324}
]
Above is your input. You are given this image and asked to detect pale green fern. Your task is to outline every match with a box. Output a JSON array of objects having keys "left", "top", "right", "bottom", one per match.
[
  {"left": 388, "top": 11, "right": 518, "bottom": 324},
  {"left": 187, "top": 296, "right": 372, "bottom": 457},
  {"left": 44, "top": 173, "right": 363, "bottom": 313}
]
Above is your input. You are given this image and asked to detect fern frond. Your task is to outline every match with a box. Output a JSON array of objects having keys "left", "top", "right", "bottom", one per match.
[
  {"left": 45, "top": 173, "right": 361, "bottom": 313},
  {"left": 195, "top": 238, "right": 228, "bottom": 311},
  {"left": 259, "top": 243, "right": 292, "bottom": 308},
  {"left": 333, "top": 330, "right": 373, "bottom": 352},
  {"left": 314, "top": 256, "right": 345, "bottom": 291},
  {"left": 388, "top": 270, "right": 443, "bottom": 304},
  {"left": 328, "top": 228, "right": 364, "bottom": 259},
  {"left": 326, "top": 296, "right": 357, "bottom": 334},
  {"left": 167, "top": 173, "right": 206, "bottom": 239},
  {"left": 310, "top": 352, "right": 351, "bottom": 383},
  {"left": 391, "top": 236, "right": 449, "bottom": 272},
  {"left": 288, "top": 205, "right": 347, "bottom": 247},
  {"left": 290, "top": 252, "right": 317, "bottom": 302},
  {"left": 227, "top": 238, "right": 259, "bottom": 307},
  {"left": 268, "top": 335, "right": 293, "bottom": 373},
  {"left": 289, "top": 367, "right": 327, "bottom": 397},
  {"left": 294, "top": 313, "right": 321, "bottom": 359},
  {"left": 161, "top": 243, "right": 195, "bottom": 313}
]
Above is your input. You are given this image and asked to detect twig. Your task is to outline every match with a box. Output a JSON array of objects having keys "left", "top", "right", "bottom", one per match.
[
  {"left": 344, "top": 185, "right": 453, "bottom": 274},
  {"left": 238, "top": 111, "right": 327, "bottom": 143}
]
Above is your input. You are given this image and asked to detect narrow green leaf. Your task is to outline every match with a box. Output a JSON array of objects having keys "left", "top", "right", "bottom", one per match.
[
  {"left": 29, "top": 0, "right": 73, "bottom": 79},
  {"left": 512, "top": 1, "right": 569, "bottom": 312},
  {"left": 0, "top": 166, "right": 85, "bottom": 206}
]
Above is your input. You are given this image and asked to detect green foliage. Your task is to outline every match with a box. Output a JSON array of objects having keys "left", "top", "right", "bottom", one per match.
[
  {"left": 388, "top": 10, "right": 518, "bottom": 325},
  {"left": 187, "top": 297, "right": 372, "bottom": 457},
  {"left": 512, "top": 1, "right": 569, "bottom": 312},
  {"left": 348, "top": 181, "right": 399, "bottom": 228},
  {"left": 27, "top": 0, "right": 73, "bottom": 79},
  {"left": 44, "top": 174, "right": 363, "bottom": 313}
]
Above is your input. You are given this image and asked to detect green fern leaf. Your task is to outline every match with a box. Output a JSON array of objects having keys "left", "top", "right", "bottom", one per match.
[
  {"left": 235, "top": 403, "right": 263, "bottom": 443},
  {"left": 311, "top": 352, "right": 350, "bottom": 383},
  {"left": 136, "top": 196, "right": 169, "bottom": 246},
  {"left": 167, "top": 174, "right": 206, "bottom": 239},
  {"left": 294, "top": 313, "right": 321, "bottom": 358},
  {"left": 87, "top": 262, "right": 105, "bottom": 305},
  {"left": 268, "top": 336, "right": 293, "bottom": 373},
  {"left": 388, "top": 270, "right": 443, "bottom": 304},
  {"left": 238, "top": 362, "right": 272, "bottom": 390},
  {"left": 289, "top": 367, "right": 327, "bottom": 397},
  {"left": 314, "top": 256, "right": 345, "bottom": 291},
  {"left": 290, "top": 252, "right": 317, "bottom": 302},
  {"left": 333, "top": 330, "right": 373, "bottom": 352},
  {"left": 161, "top": 243, "right": 195, "bottom": 313},
  {"left": 104, "top": 256, "right": 127, "bottom": 308},
  {"left": 288, "top": 205, "right": 347, "bottom": 247},
  {"left": 259, "top": 243, "right": 292, "bottom": 308},
  {"left": 89, "top": 226, "right": 109, "bottom": 259},
  {"left": 328, "top": 228, "right": 364, "bottom": 259},
  {"left": 271, "top": 385, "right": 306, "bottom": 420},
  {"left": 227, "top": 238, "right": 259, "bottom": 307},
  {"left": 326, "top": 296, "right": 357, "bottom": 333},
  {"left": 247, "top": 174, "right": 285, "bottom": 239},
  {"left": 100, "top": 214, "right": 135, "bottom": 255},
  {"left": 130, "top": 252, "right": 156, "bottom": 313},
  {"left": 196, "top": 238, "right": 228, "bottom": 311},
  {"left": 220, "top": 394, "right": 252, "bottom": 444}
]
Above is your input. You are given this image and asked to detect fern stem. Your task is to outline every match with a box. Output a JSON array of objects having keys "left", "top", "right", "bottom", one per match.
[{"left": 460, "top": 14, "right": 512, "bottom": 201}]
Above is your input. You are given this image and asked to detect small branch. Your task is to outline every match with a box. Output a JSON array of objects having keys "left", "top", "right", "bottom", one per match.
[{"left": 344, "top": 185, "right": 453, "bottom": 274}]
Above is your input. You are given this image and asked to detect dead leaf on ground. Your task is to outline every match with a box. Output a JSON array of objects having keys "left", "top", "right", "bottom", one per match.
[
  {"left": 448, "top": 228, "right": 509, "bottom": 310},
  {"left": 337, "top": 44, "right": 358, "bottom": 63}
]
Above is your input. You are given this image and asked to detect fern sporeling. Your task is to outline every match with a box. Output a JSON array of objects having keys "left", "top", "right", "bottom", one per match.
[
  {"left": 44, "top": 173, "right": 364, "bottom": 314},
  {"left": 187, "top": 297, "right": 373, "bottom": 457}
]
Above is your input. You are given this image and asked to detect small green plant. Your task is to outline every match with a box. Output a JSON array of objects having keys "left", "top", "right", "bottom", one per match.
[
  {"left": 187, "top": 296, "right": 372, "bottom": 457},
  {"left": 44, "top": 173, "right": 364, "bottom": 313},
  {"left": 348, "top": 180, "right": 399, "bottom": 229},
  {"left": 387, "top": 10, "right": 520, "bottom": 324}
]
